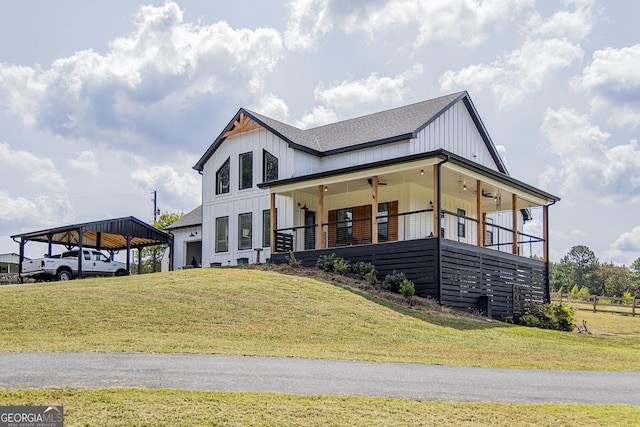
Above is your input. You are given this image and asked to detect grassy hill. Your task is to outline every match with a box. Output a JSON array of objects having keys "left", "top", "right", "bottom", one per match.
[{"left": 1, "top": 267, "right": 639, "bottom": 370}]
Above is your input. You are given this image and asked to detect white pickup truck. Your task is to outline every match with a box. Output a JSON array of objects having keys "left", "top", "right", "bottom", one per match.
[{"left": 21, "top": 250, "right": 128, "bottom": 281}]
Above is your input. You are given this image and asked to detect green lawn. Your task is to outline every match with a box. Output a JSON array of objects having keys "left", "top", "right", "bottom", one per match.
[
  {"left": 1, "top": 268, "right": 638, "bottom": 370},
  {"left": 1, "top": 389, "right": 638, "bottom": 427}
]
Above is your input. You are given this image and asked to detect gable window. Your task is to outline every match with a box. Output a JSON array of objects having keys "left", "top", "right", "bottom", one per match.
[
  {"left": 263, "top": 150, "right": 278, "bottom": 182},
  {"left": 216, "top": 158, "right": 230, "bottom": 195},
  {"left": 239, "top": 152, "right": 253, "bottom": 190},
  {"left": 238, "top": 212, "right": 252, "bottom": 250},
  {"left": 215, "top": 216, "right": 229, "bottom": 252}
]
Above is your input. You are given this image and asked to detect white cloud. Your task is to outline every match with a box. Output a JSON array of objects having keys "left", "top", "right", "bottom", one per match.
[
  {"left": 251, "top": 94, "right": 290, "bottom": 121},
  {"left": 294, "top": 106, "right": 338, "bottom": 129},
  {"left": 573, "top": 44, "right": 640, "bottom": 127},
  {"left": 604, "top": 226, "right": 640, "bottom": 265},
  {"left": 314, "top": 65, "right": 423, "bottom": 110},
  {"left": 0, "top": 142, "right": 66, "bottom": 189},
  {"left": 540, "top": 108, "right": 640, "bottom": 203},
  {"left": 439, "top": 0, "right": 595, "bottom": 107},
  {"left": 284, "top": 0, "right": 332, "bottom": 51},
  {"left": 131, "top": 164, "right": 200, "bottom": 201},
  {"left": 350, "top": 0, "right": 531, "bottom": 48},
  {"left": 0, "top": 2, "right": 283, "bottom": 152},
  {"left": 525, "top": 0, "right": 596, "bottom": 40},
  {"left": 0, "top": 190, "right": 74, "bottom": 226},
  {"left": 285, "top": 0, "right": 532, "bottom": 50},
  {"left": 68, "top": 150, "right": 100, "bottom": 176},
  {"left": 440, "top": 38, "right": 583, "bottom": 108}
]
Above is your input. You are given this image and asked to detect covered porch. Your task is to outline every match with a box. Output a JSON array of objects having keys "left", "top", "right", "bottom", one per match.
[{"left": 262, "top": 151, "right": 558, "bottom": 318}]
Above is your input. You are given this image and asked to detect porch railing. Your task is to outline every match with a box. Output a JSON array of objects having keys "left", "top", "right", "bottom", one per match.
[{"left": 274, "top": 208, "right": 545, "bottom": 258}]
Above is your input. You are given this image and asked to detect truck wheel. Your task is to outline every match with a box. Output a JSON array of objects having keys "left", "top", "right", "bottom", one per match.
[
  {"left": 115, "top": 269, "right": 128, "bottom": 277},
  {"left": 56, "top": 269, "right": 72, "bottom": 281}
]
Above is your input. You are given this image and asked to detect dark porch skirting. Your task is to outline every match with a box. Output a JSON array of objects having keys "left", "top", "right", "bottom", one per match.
[{"left": 271, "top": 238, "right": 548, "bottom": 319}]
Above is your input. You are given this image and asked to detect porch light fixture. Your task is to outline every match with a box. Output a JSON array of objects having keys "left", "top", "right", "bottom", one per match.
[
  {"left": 189, "top": 231, "right": 198, "bottom": 237},
  {"left": 420, "top": 169, "right": 424, "bottom": 176},
  {"left": 324, "top": 186, "right": 328, "bottom": 192},
  {"left": 298, "top": 202, "right": 308, "bottom": 211}
]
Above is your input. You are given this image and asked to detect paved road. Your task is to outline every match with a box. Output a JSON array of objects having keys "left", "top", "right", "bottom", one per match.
[{"left": 1, "top": 353, "right": 638, "bottom": 405}]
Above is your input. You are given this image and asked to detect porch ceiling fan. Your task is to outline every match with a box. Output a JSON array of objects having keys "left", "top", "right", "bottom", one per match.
[{"left": 367, "top": 178, "right": 387, "bottom": 186}]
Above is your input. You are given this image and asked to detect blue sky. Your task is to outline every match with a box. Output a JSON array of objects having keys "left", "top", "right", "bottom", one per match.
[{"left": 1, "top": 0, "right": 639, "bottom": 264}]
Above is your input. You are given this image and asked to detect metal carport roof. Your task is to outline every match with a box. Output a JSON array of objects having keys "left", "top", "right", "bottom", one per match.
[
  {"left": 11, "top": 216, "right": 172, "bottom": 251},
  {"left": 11, "top": 216, "right": 173, "bottom": 280}
]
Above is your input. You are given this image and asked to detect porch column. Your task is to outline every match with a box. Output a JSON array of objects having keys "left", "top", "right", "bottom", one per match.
[
  {"left": 317, "top": 185, "right": 324, "bottom": 249},
  {"left": 371, "top": 175, "right": 379, "bottom": 244},
  {"left": 476, "top": 180, "right": 483, "bottom": 247},
  {"left": 433, "top": 165, "right": 440, "bottom": 237},
  {"left": 270, "top": 192, "right": 276, "bottom": 254},
  {"left": 512, "top": 194, "right": 519, "bottom": 255}
]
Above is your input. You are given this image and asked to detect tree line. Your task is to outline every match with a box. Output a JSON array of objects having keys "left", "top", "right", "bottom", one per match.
[{"left": 550, "top": 245, "right": 640, "bottom": 298}]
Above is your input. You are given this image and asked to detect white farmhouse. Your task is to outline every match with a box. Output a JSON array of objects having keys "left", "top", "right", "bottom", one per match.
[{"left": 180, "top": 91, "right": 559, "bottom": 317}]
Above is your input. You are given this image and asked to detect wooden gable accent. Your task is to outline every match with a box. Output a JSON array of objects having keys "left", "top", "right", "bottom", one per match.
[{"left": 223, "top": 113, "right": 261, "bottom": 138}]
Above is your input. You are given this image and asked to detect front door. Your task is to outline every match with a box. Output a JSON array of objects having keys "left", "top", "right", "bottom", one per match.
[{"left": 304, "top": 210, "right": 316, "bottom": 250}]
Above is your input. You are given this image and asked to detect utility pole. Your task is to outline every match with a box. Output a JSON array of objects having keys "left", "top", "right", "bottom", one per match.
[{"left": 153, "top": 190, "right": 158, "bottom": 222}]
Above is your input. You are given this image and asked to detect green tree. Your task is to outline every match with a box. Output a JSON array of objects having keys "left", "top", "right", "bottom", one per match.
[
  {"left": 558, "top": 245, "right": 600, "bottom": 293},
  {"left": 631, "top": 257, "right": 640, "bottom": 297},
  {"left": 549, "top": 261, "right": 572, "bottom": 292},
  {"left": 132, "top": 212, "right": 183, "bottom": 274},
  {"left": 590, "top": 263, "right": 634, "bottom": 297}
]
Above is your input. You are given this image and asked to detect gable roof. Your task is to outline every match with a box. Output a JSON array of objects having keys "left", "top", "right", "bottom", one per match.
[
  {"left": 165, "top": 205, "right": 202, "bottom": 230},
  {"left": 194, "top": 91, "right": 508, "bottom": 174}
]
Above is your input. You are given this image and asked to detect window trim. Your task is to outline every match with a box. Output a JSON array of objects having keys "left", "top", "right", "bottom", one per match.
[
  {"left": 238, "top": 212, "right": 253, "bottom": 250},
  {"left": 215, "top": 216, "right": 229, "bottom": 253},
  {"left": 263, "top": 150, "right": 278, "bottom": 183},
  {"left": 239, "top": 152, "right": 253, "bottom": 190},
  {"left": 216, "top": 158, "right": 230, "bottom": 195}
]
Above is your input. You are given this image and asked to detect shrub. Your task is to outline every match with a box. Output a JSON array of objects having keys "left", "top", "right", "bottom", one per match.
[
  {"left": 399, "top": 279, "right": 415, "bottom": 298},
  {"left": 364, "top": 269, "right": 379, "bottom": 286},
  {"left": 333, "top": 258, "right": 350, "bottom": 275},
  {"left": 353, "top": 262, "right": 376, "bottom": 279},
  {"left": 316, "top": 254, "right": 338, "bottom": 272},
  {"left": 514, "top": 302, "right": 575, "bottom": 331},
  {"left": 381, "top": 271, "right": 407, "bottom": 293},
  {"left": 288, "top": 251, "right": 300, "bottom": 268}
]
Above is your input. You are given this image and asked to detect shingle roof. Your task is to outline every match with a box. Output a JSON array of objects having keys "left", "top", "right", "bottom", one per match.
[
  {"left": 247, "top": 91, "right": 465, "bottom": 154},
  {"left": 194, "top": 91, "right": 506, "bottom": 173},
  {"left": 166, "top": 205, "right": 202, "bottom": 229}
]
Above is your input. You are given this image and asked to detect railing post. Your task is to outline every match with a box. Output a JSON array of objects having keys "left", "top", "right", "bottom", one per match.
[
  {"left": 317, "top": 185, "right": 324, "bottom": 249},
  {"left": 634, "top": 299, "right": 637, "bottom": 317},
  {"left": 593, "top": 296, "right": 597, "bottom": 313}
]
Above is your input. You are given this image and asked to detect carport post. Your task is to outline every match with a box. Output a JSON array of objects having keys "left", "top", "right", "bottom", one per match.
[
  {"left": 126, "top": 236, "right": 131, "bottom": 274},
  {"left": 137, "top": 248, "right": 142, "bottom": 275},
  {"left": 18, "top": 238, "right": 25, "bottom": 284},
  {"left": 77, "top": 228, "right": 83, "bottom": 279}
]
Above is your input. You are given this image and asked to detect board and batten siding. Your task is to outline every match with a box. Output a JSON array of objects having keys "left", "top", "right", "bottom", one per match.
[
  {"left": 319, "top": 140, "right": 410, "bottom": 172},
  {"left": 412, "top": 100, "right": 500, "bottom": 171},
  {"left": 171, "top": 226, "right": 202, "bottom": 269},
  {"left": 201, "top": 126, "right": 296, "bottom": 266}
]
